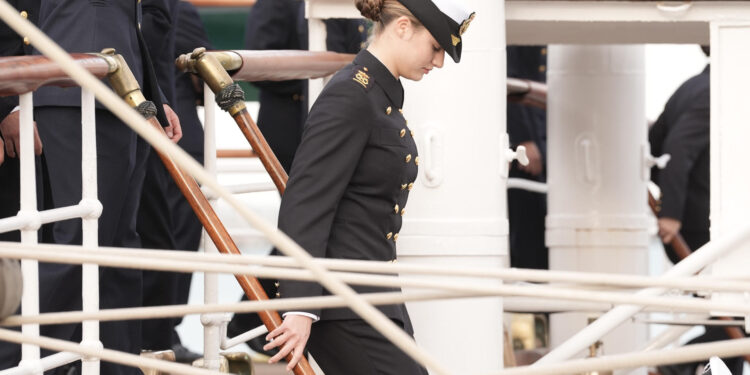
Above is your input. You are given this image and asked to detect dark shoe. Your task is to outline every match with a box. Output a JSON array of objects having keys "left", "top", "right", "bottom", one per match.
[{"left": 171, "top": 343, "right": 202, "bottom": 364}]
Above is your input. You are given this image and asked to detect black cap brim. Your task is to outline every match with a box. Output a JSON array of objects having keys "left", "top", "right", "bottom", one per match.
[{"left": 399, "top": 0, "right": 469, "bottom": 63}]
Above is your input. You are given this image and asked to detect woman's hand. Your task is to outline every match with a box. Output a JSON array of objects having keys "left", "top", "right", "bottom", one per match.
[
  {"left": 0, "top": 110, "right": 43, "bottom": 159},
  {"left": 264, "top": 314, "right": 313, "bottom": 371},
  {"left": 162, "top": 104, "right": 182, "bottom": 143}
]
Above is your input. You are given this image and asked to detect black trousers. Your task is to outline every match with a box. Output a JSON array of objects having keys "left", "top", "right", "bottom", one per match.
[
  {"left": 507, "top": 164, "right": 548, "bottom": 270},
  {"left": 0, "top": 107, "right": 146, "bottom": 375},
  {"left": 308, "top": 320, "right": 428, "bottom": 375},
  {"left": 0, "top": 154, "right": 21, "bottom": 242}
]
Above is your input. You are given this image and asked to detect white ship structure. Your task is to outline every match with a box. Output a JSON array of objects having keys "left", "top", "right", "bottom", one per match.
[{"left": 0, "top": 1, "right": 749, "bottom": 374}]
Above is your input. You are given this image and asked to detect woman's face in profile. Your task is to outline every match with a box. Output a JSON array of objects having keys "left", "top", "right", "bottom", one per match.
[{"left": 397, "top": 26, "right": 445, "bottom": 81}]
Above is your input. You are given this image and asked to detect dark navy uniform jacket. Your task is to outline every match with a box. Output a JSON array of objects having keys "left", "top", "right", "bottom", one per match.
[
  {"left": 277, "top": 50, "right": 418, "bottom": 327},
  {"left": 649, "top": 66, "right": 710, "bottom": 261},
  {"left": 32, "top": 0, "right": 142, "bottom": 106},
  {"left": 507, "top": 46, "right": 547, "bottom": 161},
  {"left": 173, "top": 0, "right": 211, "bottom": 157}
]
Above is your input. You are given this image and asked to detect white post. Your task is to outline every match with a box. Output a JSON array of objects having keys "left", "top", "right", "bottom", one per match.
[
  {"left": 306, "top": 16, "right": 327, "bottom": 110},
  {"left": 397, "top": 0, "right": 506, "bottom": 373},
  {"left": 17, "top": 93, "right": 41, "bottom": 375},
  {"left": 79, "top": 88, "right": 101, "bottom": 375},
  {"left": 708, "top": 21, "right": 750, "bottom": 320},
  {"left": 542, "top": 45, "right": 649, "bottom": 371},
  {"left": 200, "top": 85, "right": 222, "bottom": 370}
]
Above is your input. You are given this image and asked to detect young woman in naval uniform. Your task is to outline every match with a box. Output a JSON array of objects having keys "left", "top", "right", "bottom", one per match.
[{"left": 262, "top": 0, "right": 475, "bottom": 373}]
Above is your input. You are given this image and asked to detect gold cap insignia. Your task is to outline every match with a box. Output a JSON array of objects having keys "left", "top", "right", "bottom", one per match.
[
  {"left": 352, "top": 69, "right": 370, "bottom": 88},
  {"left": 451, "top": 34, "right": 461, "bottom": 47},
  {"left": 459, "top": 12, "right": 476, "bottom": 36}
]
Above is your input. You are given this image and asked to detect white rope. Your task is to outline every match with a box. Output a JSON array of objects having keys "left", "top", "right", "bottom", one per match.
[
  {"left": 0, "top": 3, "right": 450, "bottom": 373},
  {"left": 221, "top": 325, "right": 267, "bottom": 350},
  {"left": 490, "top": 338, "right": 750, "bottom": 375},
  {"left": 0, "top": 328, "right": 225, "bottom": 375},
  {"left": 1, "top": 291, "right": 465, "bottom": 327},
  {"left": 638, "top": 321, "right": 696, "bottom": 352},
  {"left": 506, "top": 178, "right": 548, "bottom": 193},
  {"left": 2, "top": 242, "right": 749, "bottom": 294},
  {"left": 536, "top": 221, "right": 750, "bottom": 365},
  {"left": 2, "top": 245, "right": 750, "bottom": 321},
  {"left": 2, "top": 256, "right": 749, "bottom": 325},
  {"left": 0, "top": 352, "right": 81, "bottom": 375}
]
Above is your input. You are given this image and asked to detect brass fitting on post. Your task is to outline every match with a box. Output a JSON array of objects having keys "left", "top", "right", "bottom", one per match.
[
  {"left": 90, "top": 48, "right": 120, "bottom": 74},
  {"left": 99, "top": 48, "right": 147, "bottom": 108},
  {"left": 177, "top": 48, "right": 246, "bottom": 116},
  {"left": 175, "top": 48, "right": 242, "bottom": 75}
]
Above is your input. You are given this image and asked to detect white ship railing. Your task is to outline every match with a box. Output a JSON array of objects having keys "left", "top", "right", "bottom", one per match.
[{"left": 0, "top": 1, "right": 749, "bottom": 375}]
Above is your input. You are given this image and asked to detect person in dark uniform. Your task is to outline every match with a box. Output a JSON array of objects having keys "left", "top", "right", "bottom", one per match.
[
  {"left": 0, "top": 1, "right": 181, "bottom": 374},
  {"left": 506, "top": 45, "right": 548, "bottom": 270},
  {"left": 650, "top": 46, "right": 745, "bottom": 375},
  {"left": 138, "top": 0, "right": 210, "bottom": 361},
  {"left": 649, "top": 47, "right": 710, "bottom": 264},
  {"left": 261, "top": 0, "right": 475, "bottom": 373},
  {"left": 0, "top": 0, "right": 41, "bottom": 243},
  {"left": 226, "top": 0, "right": 367, "bottom": 354}
]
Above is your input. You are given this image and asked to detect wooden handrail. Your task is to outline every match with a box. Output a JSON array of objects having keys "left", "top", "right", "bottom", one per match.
[
  {"left": 0, "top": 54, "right": 113, "bottom": 96},
  {"left": 217, "top": 149, "right": 257, "bottom": 158},
  {"left": 507, "top": 77, "right": 547, "bottom": 110},
  {"left": 231, "top": 50, "right": 354, "bottom": 82}
]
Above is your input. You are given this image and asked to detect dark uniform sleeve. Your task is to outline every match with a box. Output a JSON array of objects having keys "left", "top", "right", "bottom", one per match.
[
  {"left": 276, "top": 82, "right": 372, "bottom": 317},
  {"left": 506, "top": 46, "right": 544, "bottom": 146},
  {"left": 506, "top": 102, "right": 533, "bottom": 145},
  {"left": 324, "top": 19, "right": 367, "bottom": 54},
  {"left": 0, "top": 0, "right": 36, "bottom": 121},
  {"left": 244, "top": 0, "right": 304, "bottom": 96},
  {"left": 141, "top": 0, "right": 177, "bottom": 105},
  {"left": 656, "top": 103, "right": 710, "bottom": 222}
]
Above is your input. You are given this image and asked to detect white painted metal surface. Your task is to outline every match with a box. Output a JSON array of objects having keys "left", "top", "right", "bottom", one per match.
[
  {"left": 18, "top": 93, "right": 40, "bottom": 375},
  {"left": 200, "top": 86, "right": 223, "bottom": 371},
  {"left": 396, "top": 0, "right": 507, "bottom": 372},
  {"left": 708, "top": 21, "right": 750, "bottom": 321},
  {"left": 79, "top": 88, "right": 101, "bottom": 375},
  {"left": 306, "top": 17, "right": 327, "bottom": 109},
  {"left": 545, "top": 45, "right": 650, "bottom": 372},
  {"left": 506, "top": 1, "right": 750, "bottom": 45},
  {"left": 4, "top": 0, "right": 750, "bottom": 374},
  {"left": 7, "top": 89, "right": 102, "bottom": 375},
  {"left": 2, "top": 352, "right": 80, "bottom": 375}
]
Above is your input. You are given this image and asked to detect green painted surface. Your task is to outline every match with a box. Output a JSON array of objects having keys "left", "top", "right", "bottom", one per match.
[{"left": 198, "top": 7, "right": 258, "bottom": 101}]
